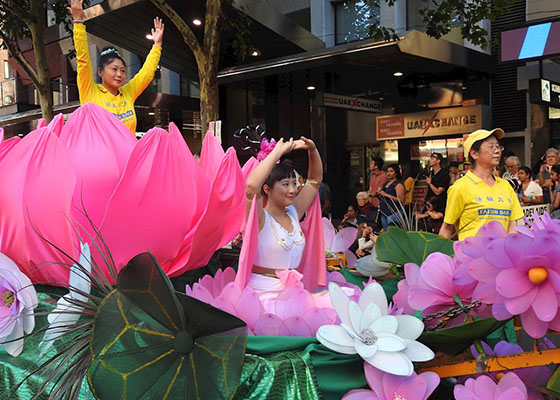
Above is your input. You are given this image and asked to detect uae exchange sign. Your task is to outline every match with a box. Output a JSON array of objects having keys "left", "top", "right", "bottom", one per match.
[
  {"left": 323, "top": 93, "right": 382, "bottom": 114},
  {"left": 376, "top": 105, "right": 482, "bottom": 140}
]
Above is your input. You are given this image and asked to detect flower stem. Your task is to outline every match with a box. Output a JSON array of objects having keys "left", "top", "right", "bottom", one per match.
[{"left": 473, "top": 339, "right": 486, "bottom": 356}]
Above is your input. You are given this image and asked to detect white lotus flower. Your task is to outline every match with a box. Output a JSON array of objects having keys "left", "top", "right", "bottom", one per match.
[
  {"left": 316, "top": 282, "right": 434, "bottom": 376},
  {"left": 39, "top": 243, "right": 91, "bottom": 356}
]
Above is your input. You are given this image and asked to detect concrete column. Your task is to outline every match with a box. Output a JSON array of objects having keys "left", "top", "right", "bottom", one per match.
[
  {"left": 380, "top": 0, "right": 406, "bottom": 35},
  {"left": 311, "top": 0, "right": 334, "bottom": 47}
]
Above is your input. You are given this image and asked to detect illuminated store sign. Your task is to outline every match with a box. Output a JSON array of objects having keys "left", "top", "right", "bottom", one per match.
[
  {"left": 376, "top": 105, "right": 482, "bottom": 140},
  {"left": 501, "top": 21, "right": 560, "bottom": 62}
]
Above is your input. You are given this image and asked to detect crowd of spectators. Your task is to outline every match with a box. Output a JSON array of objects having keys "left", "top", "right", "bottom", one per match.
[{"left": 332, "top": 144, "right": 560, "bottom": 263}]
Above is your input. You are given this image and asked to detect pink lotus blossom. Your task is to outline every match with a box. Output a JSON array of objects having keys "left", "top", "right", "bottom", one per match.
[
  {"left": 393, "top": 252, "right": 484, "bottom": 326},
  {"left": 454, "top": 372, "right": 528, "bottom": 400},
  {"left": 0, "top": 103, "right": 246, "bottom": 284},
  {"left": 465, "top": 226, "right": 560, "bottom": 338},
  {"left": 256, "top": 137, "right": 276, "bottom": 161},
  {"left": 186, "top": 267, "right": 340, "bottom": 336},
  {"left": 515, "top": 212, "right": 560, "bottom": 238},
  {"left": 469, "top": 341, "right": 551, "bottom": 400},
  {"left": 342, "top": 362, "right": 440, "bottom": 400},
  {"left": 0, "top": 252, "right": 38, "bottom": 357}
]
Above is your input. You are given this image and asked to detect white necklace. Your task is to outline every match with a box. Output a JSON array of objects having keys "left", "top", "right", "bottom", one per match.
[{"left": 269, "top": 208, "right": 304, "bottom": 250}]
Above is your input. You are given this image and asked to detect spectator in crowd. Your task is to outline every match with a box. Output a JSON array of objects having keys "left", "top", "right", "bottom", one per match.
[
  {"left": 355, "top": 224, "right": 377, "bottom": 258},
  {"left": 517, "top": 166, "right": 543, "bottom": 206},
  {"left": 538, "top": 147, "right": 559, "bottom": 203},
  {"left": 378, "top": 164, "right": 405, "bottom": 231},
  {"left": 319, "top": 180, "right": 332, "bottom": 220},
  {"left": 449, "top": 161, "right": 461, "bottom": 185},
  {"left": 425, "top": 152, "right": 450, "bottom": 206},
  {"left": 550, "top": 165, "right": 560, "bottom": 219},
  {"left": 338, "top": 203, "right": 359, "bottom": 230},
  {"left": 416, "top": 196, "right": 444, "bottom": 233},
  {"left": 439, "top": 129, "right": 523, "bottom": 240},
  {"left": 368, "top": 157, "right": 388, "bottom": 209},
  {"left": 356, "top": 191, "right": 377, "bottom": 225},
  {"left": 503, "top": 155, "right": 521, "bottom": 181},
  {"left": 400, "top": 163, "right": 415, "bottom": 208}
]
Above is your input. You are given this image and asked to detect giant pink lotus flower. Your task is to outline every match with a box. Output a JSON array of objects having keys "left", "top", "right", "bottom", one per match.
[
  {"left": 469, "top": 341, "right": 551, "bottom": 400},
  {"left": 393, "top": 252, "right": 484, "bottom": 325},
  {"left": 186, "top": 267, "right": 340, "bottom": 336},
  {"left": 342, "top": 362, "right": 440, "bottom": 400},
  {"left": 465, "top": 225, "right": 560, "bottom": 338},
  {"left": 0, "top": 103, "right": 246, "bottom": 284},
  {"left": 454, "top": 372, "right": 528, "bottom": 400}
]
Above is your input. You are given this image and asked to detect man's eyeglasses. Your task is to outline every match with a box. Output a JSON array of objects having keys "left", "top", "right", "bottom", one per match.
[{"left": 481, "top": 145, "right": 505, "bottom": 153}]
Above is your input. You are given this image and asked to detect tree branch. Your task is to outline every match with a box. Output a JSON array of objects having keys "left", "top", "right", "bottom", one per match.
[
  {"left": 149, "top": 0, "right": 205, "bottom": 67},
  {"left": 0, "top": 29, "right": 40, "bottom": 88},
  {"left": 0, "top": 0, "right": 33, "bottom": 24}
]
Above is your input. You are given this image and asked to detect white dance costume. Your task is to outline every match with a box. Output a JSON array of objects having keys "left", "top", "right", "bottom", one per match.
[{"left": 249, "top": 205, "right": 306, "bottom": 291}]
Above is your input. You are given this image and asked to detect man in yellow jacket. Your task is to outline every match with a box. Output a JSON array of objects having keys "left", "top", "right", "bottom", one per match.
[{"left": 69, "top": 0, "right": 163, "bottom": 134}]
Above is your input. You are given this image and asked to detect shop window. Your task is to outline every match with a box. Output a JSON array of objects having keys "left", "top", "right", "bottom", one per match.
[
  {"left": 335, "top": 1, "right": 379, "bottom": 44},
  {"left": 407, "top": 0, "right": 463, "bottom": 31}
]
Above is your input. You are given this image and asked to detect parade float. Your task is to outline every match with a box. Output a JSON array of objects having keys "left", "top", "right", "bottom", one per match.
[{"left": 1, "top": 104, "right": 560, "bottom": 399}]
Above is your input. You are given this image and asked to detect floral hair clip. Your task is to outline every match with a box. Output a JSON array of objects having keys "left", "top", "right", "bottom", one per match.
[
  {"left": 257, "top": 137, "right": 276, "bottom": 161},
  {"left": 233, "top": 124, "right": 277, "bottom": 162}
]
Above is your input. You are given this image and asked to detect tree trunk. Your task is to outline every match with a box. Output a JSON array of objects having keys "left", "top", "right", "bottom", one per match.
[
  {"left": 29, "top": 0, "right": 53, "bottom": 122},
  {"left": 199, "top": 65, "right": 219, "bottom": 134}
]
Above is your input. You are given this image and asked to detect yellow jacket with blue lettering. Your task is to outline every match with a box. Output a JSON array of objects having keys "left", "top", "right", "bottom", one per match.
[{"left": 73, "top": 23, "right": 161, "bottom": 134}]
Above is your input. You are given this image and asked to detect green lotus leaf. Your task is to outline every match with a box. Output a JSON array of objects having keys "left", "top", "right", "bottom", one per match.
[
  {"left": 375, "top": 227, "right": 454, "bottom": 266},
  {"left": 546, "top": 365, "right": 560, "bottom": 399},
  {"left": 87, "top": 253, "right": 247, "bottom": 399},
  {"left": 418, "top": 318, "right": 509, "bottom": 356}
]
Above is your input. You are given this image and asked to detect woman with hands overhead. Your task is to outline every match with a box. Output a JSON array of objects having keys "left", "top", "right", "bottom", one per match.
[
  {"left": 243, "top": 136, "right": 323, "bottom": 291},
  {"left": 68, "top": 0, "right": 164, "bottom": 134}
]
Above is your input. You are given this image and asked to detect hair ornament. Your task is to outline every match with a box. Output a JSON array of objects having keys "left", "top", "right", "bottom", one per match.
[
  {"left": 257, "top": 137, "right": 276, "bottom": 161},
  {"left": 100, "top": 48, "right": 122, "bottom": 58}
]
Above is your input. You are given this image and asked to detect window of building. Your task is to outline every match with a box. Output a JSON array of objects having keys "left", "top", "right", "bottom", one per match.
[
  {"left": 407, "top": 0, "right": 462, "bottom": 32},
  {"left": 335, "top": 1, "right": 379, "bottom": 44}
]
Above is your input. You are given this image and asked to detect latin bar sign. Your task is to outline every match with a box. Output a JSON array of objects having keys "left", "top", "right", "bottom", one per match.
[
  {"left": 529, "top": 79, "right": 560, "bottom": 108},
  {"left": 323, "top": 93, "right": 382, "bottom": 114}
]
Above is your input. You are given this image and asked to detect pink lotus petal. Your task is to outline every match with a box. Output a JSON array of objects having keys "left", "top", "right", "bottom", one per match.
[
  {"left": 504, "top": 286, "right": 538, "bottom": 315},
  {"left": 220, "top": 267, "right": 237, "bottom": 287},
  {"left": 191, "top": 283, "right": 214, "bottom": 304},
  {"left": 341, "top": 389, "right": 377, "bottom": 400},
  {"left": 278, "top": 316, "right": 312, "bottom": 337},
  {"left": 331, "top": 227, "right": 358, "bottom": 253},
  {"left": 417, "top": 253, "right": 455, "bottom": 296},
  {"left": 234, "top": 287, "right": 263, "bottom": 329},
  {"left": 532, "top": 282, "right": 557, "bottom": 322},
  {"left": 322, "top": 218, "right": 336, "bottom": 250},
  {"left": 520, "top": 308, "right": 549, "bottom": 339},
  {"left": 408, "top": 287, "right": 453, "bottom": 310},
  {"left": 210, "top": 296, "right": 236, "bottom": 315},
  {"left": 495, "top": 269, "right": 533, "bottom": 298},
  {"left": 468, "top": 258, "right": 501, "bottom": 283},
  {"left": 199, "top": 132, "right": 225, "bottom": 183},
  {"left": 241, "top": 157, "right": 259, "bottom": 180},
  {"left": 284, "top": 288, "right": 316, "bottom": 319},
  {"left": 0, "top": 136, "right": 20, "bottom": 164},
  {"left": 253, "top": 313, "right": 283, "bottom": 336},
  {"left": 491, "top": 303, "right": 513, "bottom": 320},
  {"left": 496, "top": 372, "right": 528, "bottom": 399},
  {"left": 181, "top": 148, "right": 245, "bottom": 272},
  {"left": 220, "top": 282, "right": 243, "bottom": 305},
  {"left": 302, "top": 308, "right": 332, "bottom": 334},
  {"left": 95, "top": 126, "right": 198, "bottom": 280},
  {"left": 504, "top": 234, "right": 532, "bottom": 264}
]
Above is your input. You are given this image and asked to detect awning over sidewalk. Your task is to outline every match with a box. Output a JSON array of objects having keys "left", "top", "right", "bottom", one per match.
[{"left": 217, "top": 30, "right": 495, "bottom": 84}]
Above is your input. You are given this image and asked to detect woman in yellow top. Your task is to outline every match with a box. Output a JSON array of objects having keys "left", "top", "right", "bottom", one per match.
[
  {"left": 68, "top": 0, "right": 164, "bottom": 134},
  {"left": 439, "top": 129, "right": 523, "bottom": 240}
]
